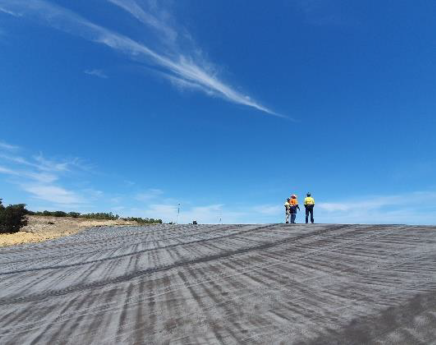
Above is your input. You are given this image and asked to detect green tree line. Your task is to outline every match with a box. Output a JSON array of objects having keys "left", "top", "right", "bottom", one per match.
[{"left": 26, "top": 210, "right": 162, "bottom": 223}]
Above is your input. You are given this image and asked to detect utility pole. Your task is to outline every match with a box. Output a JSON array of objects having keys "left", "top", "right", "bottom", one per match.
[{"left": 177, "top": 203, "right": 180, "bottom": 224}]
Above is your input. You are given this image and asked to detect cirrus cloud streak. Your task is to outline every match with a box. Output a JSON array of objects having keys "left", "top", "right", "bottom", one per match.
[{"left": 0, "top": 0, "right": 283, "bottom": 117}]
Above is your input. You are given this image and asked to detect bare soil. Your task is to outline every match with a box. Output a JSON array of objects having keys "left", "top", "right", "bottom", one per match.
[{"left": 0, "top": 215, "right": 139, "bottom": 247}]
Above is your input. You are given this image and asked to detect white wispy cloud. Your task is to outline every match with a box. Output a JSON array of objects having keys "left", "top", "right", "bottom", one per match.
[
  {"left": 0, "top": 6, "right": 20, "bottom": 17},
  {"left": 107, "top": 0, "right": 177, "bottom": 43},
  {"left": 0, "top": 166, "right": 84, "bottom": 206},
  {"left": 1, "top": 140, "right": 246, "bottom": 220},
  {"left": 22, "top": 184, "right": 85, "bottom": 204},
  {"left": 0, "top": 148, "right": 88, "bottom": 207},
  {"left": 84, "top": 69, "right": 108, "bottom": 79},
  {"left": 0, "top": 140, "right": 19, "bottom": 151},
  {"left": 0, "top": 152, "right": 85, "bottom": 173},
  {"left": 134, "top": 203, "right": 248, "bottom": 224},
  {"left": 34, "top": 155, "right": 68, "bottom": 172},
  {"left": 138, "top": 204, "right": 178, "bottom": 221},
  {"left": 0, "top": 161, "right": 58, "bottom": 184},
  {"left": 0, "top": 154, "right": 33, "bottom": 167},
  {"left": 3, "top": 142, "right": 435, "bottom": 224},
  {"left": 0, "top": 0, "right": 283, "bottom": 117},
  {"left": 317, "top": 192, "right": 436, "bottom": 225},
  {"left": 252, "top": 204, "right": 282, "bottom": 216},
  {"left": 123, "top": 180, "right": 135, "bottom": 187},
  {"left": 0, "top": 166, "right": 17, "bottom": 175},
  {"left": 135, "top": 188, "right": 164, "bottom": 202}
]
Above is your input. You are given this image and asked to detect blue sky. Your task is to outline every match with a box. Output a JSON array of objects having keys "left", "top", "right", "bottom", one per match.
[{"left": 0, "top": 0, "right": 435, "bottom": 224}]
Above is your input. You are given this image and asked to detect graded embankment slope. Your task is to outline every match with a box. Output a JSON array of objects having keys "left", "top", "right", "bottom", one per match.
[{"left": 0, "top": 224, "right": 435, "bottom": 344}]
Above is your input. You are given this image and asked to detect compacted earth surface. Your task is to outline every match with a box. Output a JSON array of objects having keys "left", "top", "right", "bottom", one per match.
[{"left": 0, "top": 223, "right": 435, "bottom": 344}]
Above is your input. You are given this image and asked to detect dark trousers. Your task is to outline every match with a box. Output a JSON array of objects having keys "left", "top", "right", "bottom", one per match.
[{"left": 305, "top": 205, "right": 314, "bottom": 223}]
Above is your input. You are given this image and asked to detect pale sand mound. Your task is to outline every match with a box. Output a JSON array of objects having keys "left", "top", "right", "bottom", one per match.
[{"left": 0, "top": 215, "right": 139, "bottom": 247}]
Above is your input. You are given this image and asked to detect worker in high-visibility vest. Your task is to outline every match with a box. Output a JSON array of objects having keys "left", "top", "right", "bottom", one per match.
[
  {"left": 284, "top": 198, "right": 291, "bottom": 224},
  {"left": 284, "top": 198, "right": 292, "bottom": 224},
  {"left": 304, "top": 192, "right": 315, "bottom": 224},
  {"left": 289, "top": 194, "right": 300, "bottom": 224}
]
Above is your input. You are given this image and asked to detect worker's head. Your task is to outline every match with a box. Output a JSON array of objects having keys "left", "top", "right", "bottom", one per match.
[
  {"left": 287, "top": 198, "right": 290, "bottom": 201},
  {"left": 307, "top": 192, "right": 311, "bottom": 197},
  {"left": 291, "top": 194, "right": 296, "bottom": 199}
]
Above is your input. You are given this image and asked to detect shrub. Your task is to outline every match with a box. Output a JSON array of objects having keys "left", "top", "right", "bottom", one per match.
[
  {"left": 0, "top": 199, "right": 28, "bottom": 234},
  {"left": 25, "top": 208, "right": 162, "bottom": 224},
  {"left": 53, "top": 211, "right": 67, "bottom": 217},
  {"left": 122, "top": 217, "right": 162, "bottom": 224},
  {"left": 80, "top": 212, "right": 119, "bottom": 220},
  {"left": 68, "top": 212, "right": 81, "bottom": 218}
]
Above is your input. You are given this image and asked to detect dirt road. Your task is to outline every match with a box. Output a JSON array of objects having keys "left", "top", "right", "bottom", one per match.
[{"left": 0, "top": 224, "right": 435, "bottom": 344}]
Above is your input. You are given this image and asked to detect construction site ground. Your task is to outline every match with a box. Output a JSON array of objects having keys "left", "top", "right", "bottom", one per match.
[{"left": 0, "top": 223, "right": 435, "bottom": 344}]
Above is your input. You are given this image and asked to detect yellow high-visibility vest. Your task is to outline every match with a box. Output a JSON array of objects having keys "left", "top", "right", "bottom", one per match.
[{"left": 304, "top": 197, "right": 315, "bottom": 206}]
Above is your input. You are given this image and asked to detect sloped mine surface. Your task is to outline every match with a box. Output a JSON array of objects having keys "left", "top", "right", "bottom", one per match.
[{"left": 1, "top": 224, "right": 435, "bottom": 344}]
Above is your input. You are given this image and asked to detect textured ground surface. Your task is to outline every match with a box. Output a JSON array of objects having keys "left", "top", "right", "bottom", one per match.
[
  {"left": 0, "top": 216, "right": 139, "bottom": 247},
  {"left": 0, "top": 224, "right": 436, "bottom": 344}
]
